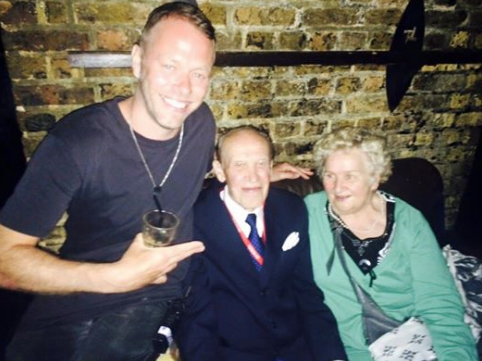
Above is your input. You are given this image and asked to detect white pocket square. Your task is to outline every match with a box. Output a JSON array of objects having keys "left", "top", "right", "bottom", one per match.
[{"left": 282, "top": 232, "right": 299, "bottom": 251}]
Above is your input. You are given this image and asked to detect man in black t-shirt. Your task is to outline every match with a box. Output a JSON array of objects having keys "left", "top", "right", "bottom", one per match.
[
  {"left": 0, "top": 3, "right": 213, "bottom": 360},
  {"left": 0, "top": 2, "right": 311, "bottom": 361}
]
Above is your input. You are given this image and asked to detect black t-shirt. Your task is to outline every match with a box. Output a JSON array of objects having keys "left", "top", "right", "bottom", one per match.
[{"left": 0, "top": 97, "right": 215, "bottom": 328}]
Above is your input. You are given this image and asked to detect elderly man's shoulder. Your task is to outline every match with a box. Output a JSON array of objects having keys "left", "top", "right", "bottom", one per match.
[
  {"left": 195, "top": 181, "right": 219, "bottom": 202},
  {"left": 267, "top": 186, "right": 307, "bottom": 210}
]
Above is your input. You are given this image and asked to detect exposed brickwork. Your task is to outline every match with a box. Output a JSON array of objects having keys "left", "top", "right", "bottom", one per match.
[
  {"left": 1, "top": 0, "right": 481, "bottom": 232},
  {"left": 426, "top": 10, "right": 469, "bottom": 29},
  {"left": 6, "top": 52, "right": 46, "bottom": 79},
  {"left": 13, "top": 84, "right": 95, "bottom": 106},
  {"left": 302, "top": 9, "right": 360, "bottom": 28},
  {"left": 0, "top": 0, "right": 36, "bottom": 25},
  {"left": 200, "top": 4, "right": 226, "bottom": 26},
  {"left": 97, "top": 28, "right": 135, "bottom": 51},
  {"left": 279, "top": 31, "right": 308, "bottom": 50},
  {"left": 246, "top": 31, "right": 275, "bottom": 50},
  {"left": 365, "top": 9, "right": 402, "bottom": 26},
  {"left": 73, "top": 3, "right": 151, "bottom": 25},
  {"left": 44, "top": 1, "right": 68, "bottom": 24},
  {"left": 3, "top": 30, "right": 89, "bottom": 51}
]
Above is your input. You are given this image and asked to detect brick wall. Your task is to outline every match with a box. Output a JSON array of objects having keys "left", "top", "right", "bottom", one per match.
[{"left": 1, "top": 0, "right": 482, "bottom": 230}]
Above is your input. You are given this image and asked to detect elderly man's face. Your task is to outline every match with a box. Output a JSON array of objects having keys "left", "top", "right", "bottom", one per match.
[{"left": 213, "top": 130, "right": 273, "bottom": 211}]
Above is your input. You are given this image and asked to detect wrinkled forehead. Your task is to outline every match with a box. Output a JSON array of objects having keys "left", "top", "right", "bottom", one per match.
[
  {"left": 324, "top": 148, "right": 374, "bottom": 173},
  {"left": 218, "top": 129, "right": 273, "bottom": 160},
  {"left": 220, "top": 131, "right": 271, "bottom": 162}
]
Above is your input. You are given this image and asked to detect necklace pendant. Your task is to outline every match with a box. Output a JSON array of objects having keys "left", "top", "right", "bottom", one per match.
[
  {"left": 153, "top": 185, "right": 162, "bottom": 195},
  {"left": 358, "top": 259, "right": 371, "bottom": 271}
]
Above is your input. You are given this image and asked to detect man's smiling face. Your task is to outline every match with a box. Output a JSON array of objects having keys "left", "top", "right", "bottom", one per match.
[{"left": 133, "top": 16, "right": 215, "bottom": 135}]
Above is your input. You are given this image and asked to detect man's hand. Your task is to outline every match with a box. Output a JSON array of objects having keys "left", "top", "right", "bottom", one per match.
[
  {"left": 99, "top": 234, "right": 205, "bottom": 293},
  {"left": 0, "top": 224, "right": 204, "bottom": 295},
  {"left": 271, "top": 162, "right": 313, "bottom": 182}
]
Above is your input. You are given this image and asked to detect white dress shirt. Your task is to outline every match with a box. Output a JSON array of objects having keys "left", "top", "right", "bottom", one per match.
[{"left": 219, "top": 186, "right": 265, "bottom": 238}]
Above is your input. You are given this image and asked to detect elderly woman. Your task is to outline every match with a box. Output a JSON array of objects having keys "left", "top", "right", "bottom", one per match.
[{"left": 304, "top": 127, "right": 477, "bottom": 361}]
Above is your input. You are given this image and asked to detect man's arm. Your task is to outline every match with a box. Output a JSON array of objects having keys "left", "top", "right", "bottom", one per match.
[
  {"left": 0, "top": 224, "right": 204, "bottom": 295},
  {"left": 271, "top": 162, "right": 313, "bottom": 182},
  {"left": 205, "top": 162, "right": 313, "bottom": 183}
]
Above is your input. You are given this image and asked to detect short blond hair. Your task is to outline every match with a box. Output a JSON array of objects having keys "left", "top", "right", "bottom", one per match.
[
  {"left": 138, "top": 2, "right": 216, "bottom": 47},
  {"left": 313, "top": 127, "right": 392, "bottom": 183}
]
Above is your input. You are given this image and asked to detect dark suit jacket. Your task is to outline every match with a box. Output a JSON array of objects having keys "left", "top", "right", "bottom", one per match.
[{"left": 177, "top": 184, "right": 347, "bottom": 361}]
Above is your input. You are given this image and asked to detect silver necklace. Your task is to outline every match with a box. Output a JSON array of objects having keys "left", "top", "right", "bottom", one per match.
[
  {"left": 327, "top": 195, "right": 384, "bottom": 234},
  {"left": 126, "top": 120, "right": 184, "bottom": 197},
  {"left": 326, "top": 203, "right": 376, "bottom": 233}
]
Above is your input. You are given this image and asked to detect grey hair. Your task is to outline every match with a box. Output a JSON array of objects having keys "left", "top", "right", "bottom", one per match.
[
  {"left": 216, "top": 125, "right": 275, "bottom": 162},
  {"left": 313, "top": 127, "right": 392, "bottom": 183}
]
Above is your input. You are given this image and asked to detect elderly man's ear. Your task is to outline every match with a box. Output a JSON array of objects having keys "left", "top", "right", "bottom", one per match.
[{"left": 212, "top": 160, "right": 226, "bottom": 183}]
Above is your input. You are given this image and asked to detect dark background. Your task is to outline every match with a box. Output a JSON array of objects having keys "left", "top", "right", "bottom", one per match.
[{"left": 0, "top": 26, "right": 29, "bottom": 361}]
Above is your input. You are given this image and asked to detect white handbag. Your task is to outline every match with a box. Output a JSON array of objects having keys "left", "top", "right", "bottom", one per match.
[{"left": 368, "top": 316, "right": 436, "bottom": 361}]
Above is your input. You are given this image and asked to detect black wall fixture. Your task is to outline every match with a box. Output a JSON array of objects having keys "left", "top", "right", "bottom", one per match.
[{"left": 386, "top": 0, "right": 425, "bottom": 112}]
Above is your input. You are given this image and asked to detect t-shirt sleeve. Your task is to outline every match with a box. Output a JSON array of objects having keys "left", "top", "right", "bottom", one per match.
[{"left": 0, "top": 133, "right": 83, "bottom": 238}]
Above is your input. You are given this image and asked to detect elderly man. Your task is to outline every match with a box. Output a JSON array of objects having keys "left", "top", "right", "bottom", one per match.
[{"left": 177, "top": 126, "right": 347, "bottom": 361}]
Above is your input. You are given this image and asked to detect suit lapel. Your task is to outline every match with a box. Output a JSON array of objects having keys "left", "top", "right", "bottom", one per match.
[
  {"left": 207, "top": 189, "right": 263, "bottom": 279},
  {"left": 260, "top": 194, "right": 282, "bottom": 286},
  {"left": 204, "top": 186, "right": 286, "bottom": 284}
]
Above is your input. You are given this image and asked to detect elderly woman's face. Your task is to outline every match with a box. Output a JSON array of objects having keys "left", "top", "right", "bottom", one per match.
[{"left": 322, "top": 148, "right": 379, "bottom": 216}]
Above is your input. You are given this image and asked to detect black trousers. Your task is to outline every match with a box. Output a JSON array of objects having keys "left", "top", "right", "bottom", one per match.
[{"left": 6, "top": 299, "right": 170, "bottom": 361}]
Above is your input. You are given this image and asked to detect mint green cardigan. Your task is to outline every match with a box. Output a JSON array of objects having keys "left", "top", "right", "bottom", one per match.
[{"left": 305, "top": 191, "right": 477, "bottom": 361}]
